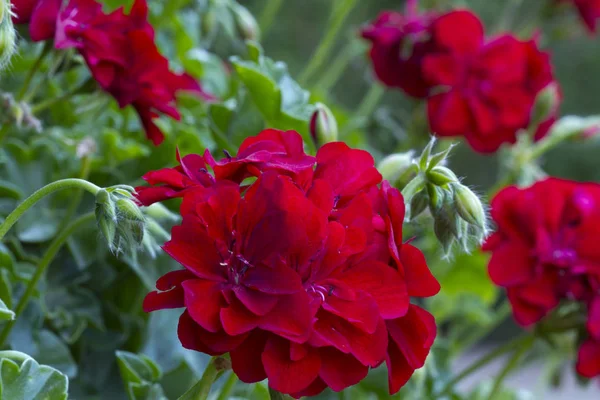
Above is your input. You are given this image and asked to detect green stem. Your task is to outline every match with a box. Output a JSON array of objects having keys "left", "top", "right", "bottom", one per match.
[
  {"left": 178, "top": 357, "right": 220, "bottom": 400},
  {"left": 298, "top": 0, "right": 358, "bottom": 85},
  {"left": 258, "top": 0, "right": 283, "bottom": 36},
  {"left": 0, "top": 179, "right": 101, "bottom": 242},
  {"left": 437, "top": 334, "right": 532, "bottom": 397},
  {"left": 456, "top": 301, "right": 512, "bottom": 353},
  {"left": 0, "top": 212, "right": 95, "bottom": 347},
  {"left": 341, "top": 84, "right": 385, "bottom": 137},
  {"left": 314, "top": 39, "right": 362, "bottom": 93},
  {"left": 56, "top": 157, "right": 93, "bottom": 234},
  {"left": 487, "top": 336, "right": 535, "bottom": 400},
  {"left": 17, "top": 42, "right": 52, "bottom": 101},
  {"left": 31, "top": 83, "right": 86, "bottom": 114},
  {"left": 215, "top": 372, "right": 238, "bottom": 400}
]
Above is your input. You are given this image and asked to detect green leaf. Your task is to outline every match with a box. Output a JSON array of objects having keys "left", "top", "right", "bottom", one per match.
[
  {"left": 116, "top": 351, "right": 163, "bottom": 385},
  {"left": 0, "top": 351, "right": 69, "bottom": 400},
  {"left": 117, "top": 351, "right": 167, "bottom": 400},
  {"left": 32, "top": 330, "right": 77, "bottom": 379},
  {"left": 438, "top": 251, "right": 497, "bottom": 305}
]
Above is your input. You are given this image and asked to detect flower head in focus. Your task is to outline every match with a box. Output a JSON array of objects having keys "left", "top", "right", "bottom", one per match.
[
  {"left": 141, "top": 129, "right": 440, "bottom": 397},
  {"left": 484, "top": 178, "right": 600, "bottom": 379}
]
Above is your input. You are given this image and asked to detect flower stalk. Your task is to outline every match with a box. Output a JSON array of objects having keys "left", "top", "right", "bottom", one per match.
[{"left": 0, "top": 179, "right": 101, "bottom": 242}]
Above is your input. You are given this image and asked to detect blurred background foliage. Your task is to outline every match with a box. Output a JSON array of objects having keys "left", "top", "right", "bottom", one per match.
[{"left": 0, "top": 0, "right": 598, "bottom": 398}]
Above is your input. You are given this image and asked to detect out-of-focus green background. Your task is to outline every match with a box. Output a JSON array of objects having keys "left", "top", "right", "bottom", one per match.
[{"left": 245, "top": 0, "right": 600, "bottom": 188}]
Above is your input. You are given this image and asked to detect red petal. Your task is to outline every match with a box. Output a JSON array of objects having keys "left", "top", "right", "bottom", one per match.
[
  {"left": 432, "top": 10, "right": 484, "bottom": 54},
  {"left": 427, "top": 91, "right": 471, "bottom": 136},
  {"left": 178, "top": 311, "right": 246, "bottom": 355},
  {"left": 318, "top": 347, "right": 369, "bottom": 392},
  {"left": 386, "top": 305, "right": 436, "bottom": 370},
  {"left": 230, "top": 330, "right": 268, "bottom": 383},
  {"left": 262, "top": 337, "right": 321, "bottom": 394},
  {"left": 143, "top": 270, "right": 196, "bottom": 312},
  {"left": 340, "top": 261, "right": 409, "bottom": 319},
  {"left": 400, "top": 244, "right": 440, "bottom": 297},
  {"left": 487, "top": 241, "right": 534, "bottom": 286},
  {"left": 588, "top": 297, "right": 600, "bottom": 340},
  {"left": 182, "top": 280, "right": 225, "bottom": 333},
  {"left": 576, "top": 338, "right": 600, "bottom": 378}
]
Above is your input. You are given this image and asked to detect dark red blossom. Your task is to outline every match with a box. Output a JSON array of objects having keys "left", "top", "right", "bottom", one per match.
[
  {"left": 135, "top": 130, "right": 316, "bottom": 206},
  {"left": 14, "top": 0, "right": 213, "bottom": 145},
  {"left": 484, "top": 178, "right": 600, "bottom": 379},
  {"left": 360, "top": 0, "right": 438, "bottom": 98},
  {"left": 53, "top": 0, "right": 214, "bottom": 145},
  {"left": 423, "top": 12, "right": 558, "bottom": 153},
  {"left": 12, "top": 0, "right": 61, "bottom": 41},
  {"left": 142, "top": 130, "right": 440, "bottom": 396},
  {"left": 362, "top": 6, "right": 560, "bottom": 153},
  {"left": 559, "top": 0, "right": 600, "bottom": 33}
]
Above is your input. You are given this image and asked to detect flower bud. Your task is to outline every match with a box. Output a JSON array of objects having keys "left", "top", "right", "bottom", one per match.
[
  {"left": 96, "top": 187, "right": 147, "bottom": 253},
  {"left": 0, "top": 0, "right": 16, "bottom": 69},
  {"left": 409, "top": 190, "right": 428, "bottom": 220},
  {"left": 144, "top": 203, "right": 179, "bottom": 222},
  {"left": 433, "top": 210, "right": 455, "bottom": 256},
  {"left": 378, "top": 151, "right": 415, "bottom": 185},
  {"left": 426, "top": 183, "right": 446, "bottom": 213},
  {"left": 310, "top": 103, "right": 338, "bottom": 148},
  {"left": 230, "top": 2, "right": 260, "bottom": 41},
  {"left": 452, "top": 183, "right": 486, "bottom": 231},
  {"left": 426, "top": 166, "right": 458, "bottom": 187},
  {"left": 531, "top": 83, "right": 560, "bottom": 128},
  {"left": 116, "top": 198, "right": 145, "bottom": 223}
]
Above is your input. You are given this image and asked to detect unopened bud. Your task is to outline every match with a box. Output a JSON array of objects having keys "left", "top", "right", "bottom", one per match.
[
  {"left": 426, "top": 166, "right": 458, "bottom": 187},
  {"left": 116, "top": 198, "right": 145, "bottom": 222},
  {"left": 378, "top": 152, "right": 415, "bottom": 185},
  {"left": 434, "top": 210, "right": 455, "bottom": 256},
  {"left": 531, "top": 83, "right": 560, "bottom": 127},
  {"left": 231, "top": 2, "right": 260, "bottom": 41},
  {"left": 0, "top": 0, "right": 16, "bottom": 69},
  {"left": 426, "top": 183, "right": 446, "bottom": 213},
  {"left": 310, "top": 103, "right": 338, "bottom": 148},
  {"left": 452, "top": 183, "right": 486, "bottom": 230},
  {"left": 409, "top": 190, "right": 429, "bottom": 220}
]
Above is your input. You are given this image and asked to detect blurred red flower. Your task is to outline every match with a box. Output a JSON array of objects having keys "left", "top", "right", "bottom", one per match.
[
  {"left": 360, "top": 0, "right": 438, "bottom": 98},
  {"left": 560, "top": 0, "right": 600, "bottom": 33},
  {"left": 142, "top": 129, "right": 440, "bottom": 397},
  {"left": 362, "top": 6, "right": 560, "bottom": 153},
  {"left": 484, "top": 178, "right": 600, "bottom": 379},
  {"left": 13, "top": 0, "right": 213, "bottom": 145}
]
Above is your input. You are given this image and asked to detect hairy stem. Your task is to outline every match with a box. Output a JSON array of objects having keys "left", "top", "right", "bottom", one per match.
[{"left": 0, "top": 179, "right": 101, "bottom": 242}]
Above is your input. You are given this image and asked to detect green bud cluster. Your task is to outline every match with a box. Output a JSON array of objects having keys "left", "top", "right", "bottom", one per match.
[
  {"left": 141, "top": 203, "right": 179, "bottom": 258},
  {"left": 0, "top": 0, "right": 16, "bottom": 70},
  {"left": 400, "top": 138, "right": 489, "bottom": 255},
  {"left": 377, "top": 151, "right": 416, "bottom": 187},
  {"left": 95, "top": 185, "right": 146, "bottom": 254}
]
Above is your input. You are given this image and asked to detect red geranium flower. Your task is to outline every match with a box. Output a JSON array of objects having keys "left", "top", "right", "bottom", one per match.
[
  {"left": 559, "top": 0, "right": 600, "bottom": 33},
  {"left": 361, "top": 0, "right": 438, "bottom": 98},
  {"left": 135, "top": 129, "right": 316, "bottom": 206},
  {"left": 53, "top": 0, "right": 214, "bottom": 145},
  {"left": 424, "top": 11, "right": 558, "bottom": 153},
  {"left": 362, "top": 6, "right": 560, "bottom": 154},
  {"left": 484, "top": 178, "right": 600, "bottom": 379},
  {"left": 142, "top": 129, "right": 440, "bottom": 396},
  {"left": 11, "top": 0, "right": 61, "bottom": 41}
]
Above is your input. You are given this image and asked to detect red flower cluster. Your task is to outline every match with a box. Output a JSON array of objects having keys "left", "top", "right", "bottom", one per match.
[
  {"left": 362, "top": 5, "right": 559, "bottom": 153},
  {"left": 140, "top": 129, "right": 440, "bottom": 396},
  {"left": 12, "top": 0, "right": 213, "bottom": 145},
  {"left": 559, "top": 0, "right": 600, "bottom": 33},
  {"left": 483, "top": 178, "right": 600, "bottom": 379}
]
